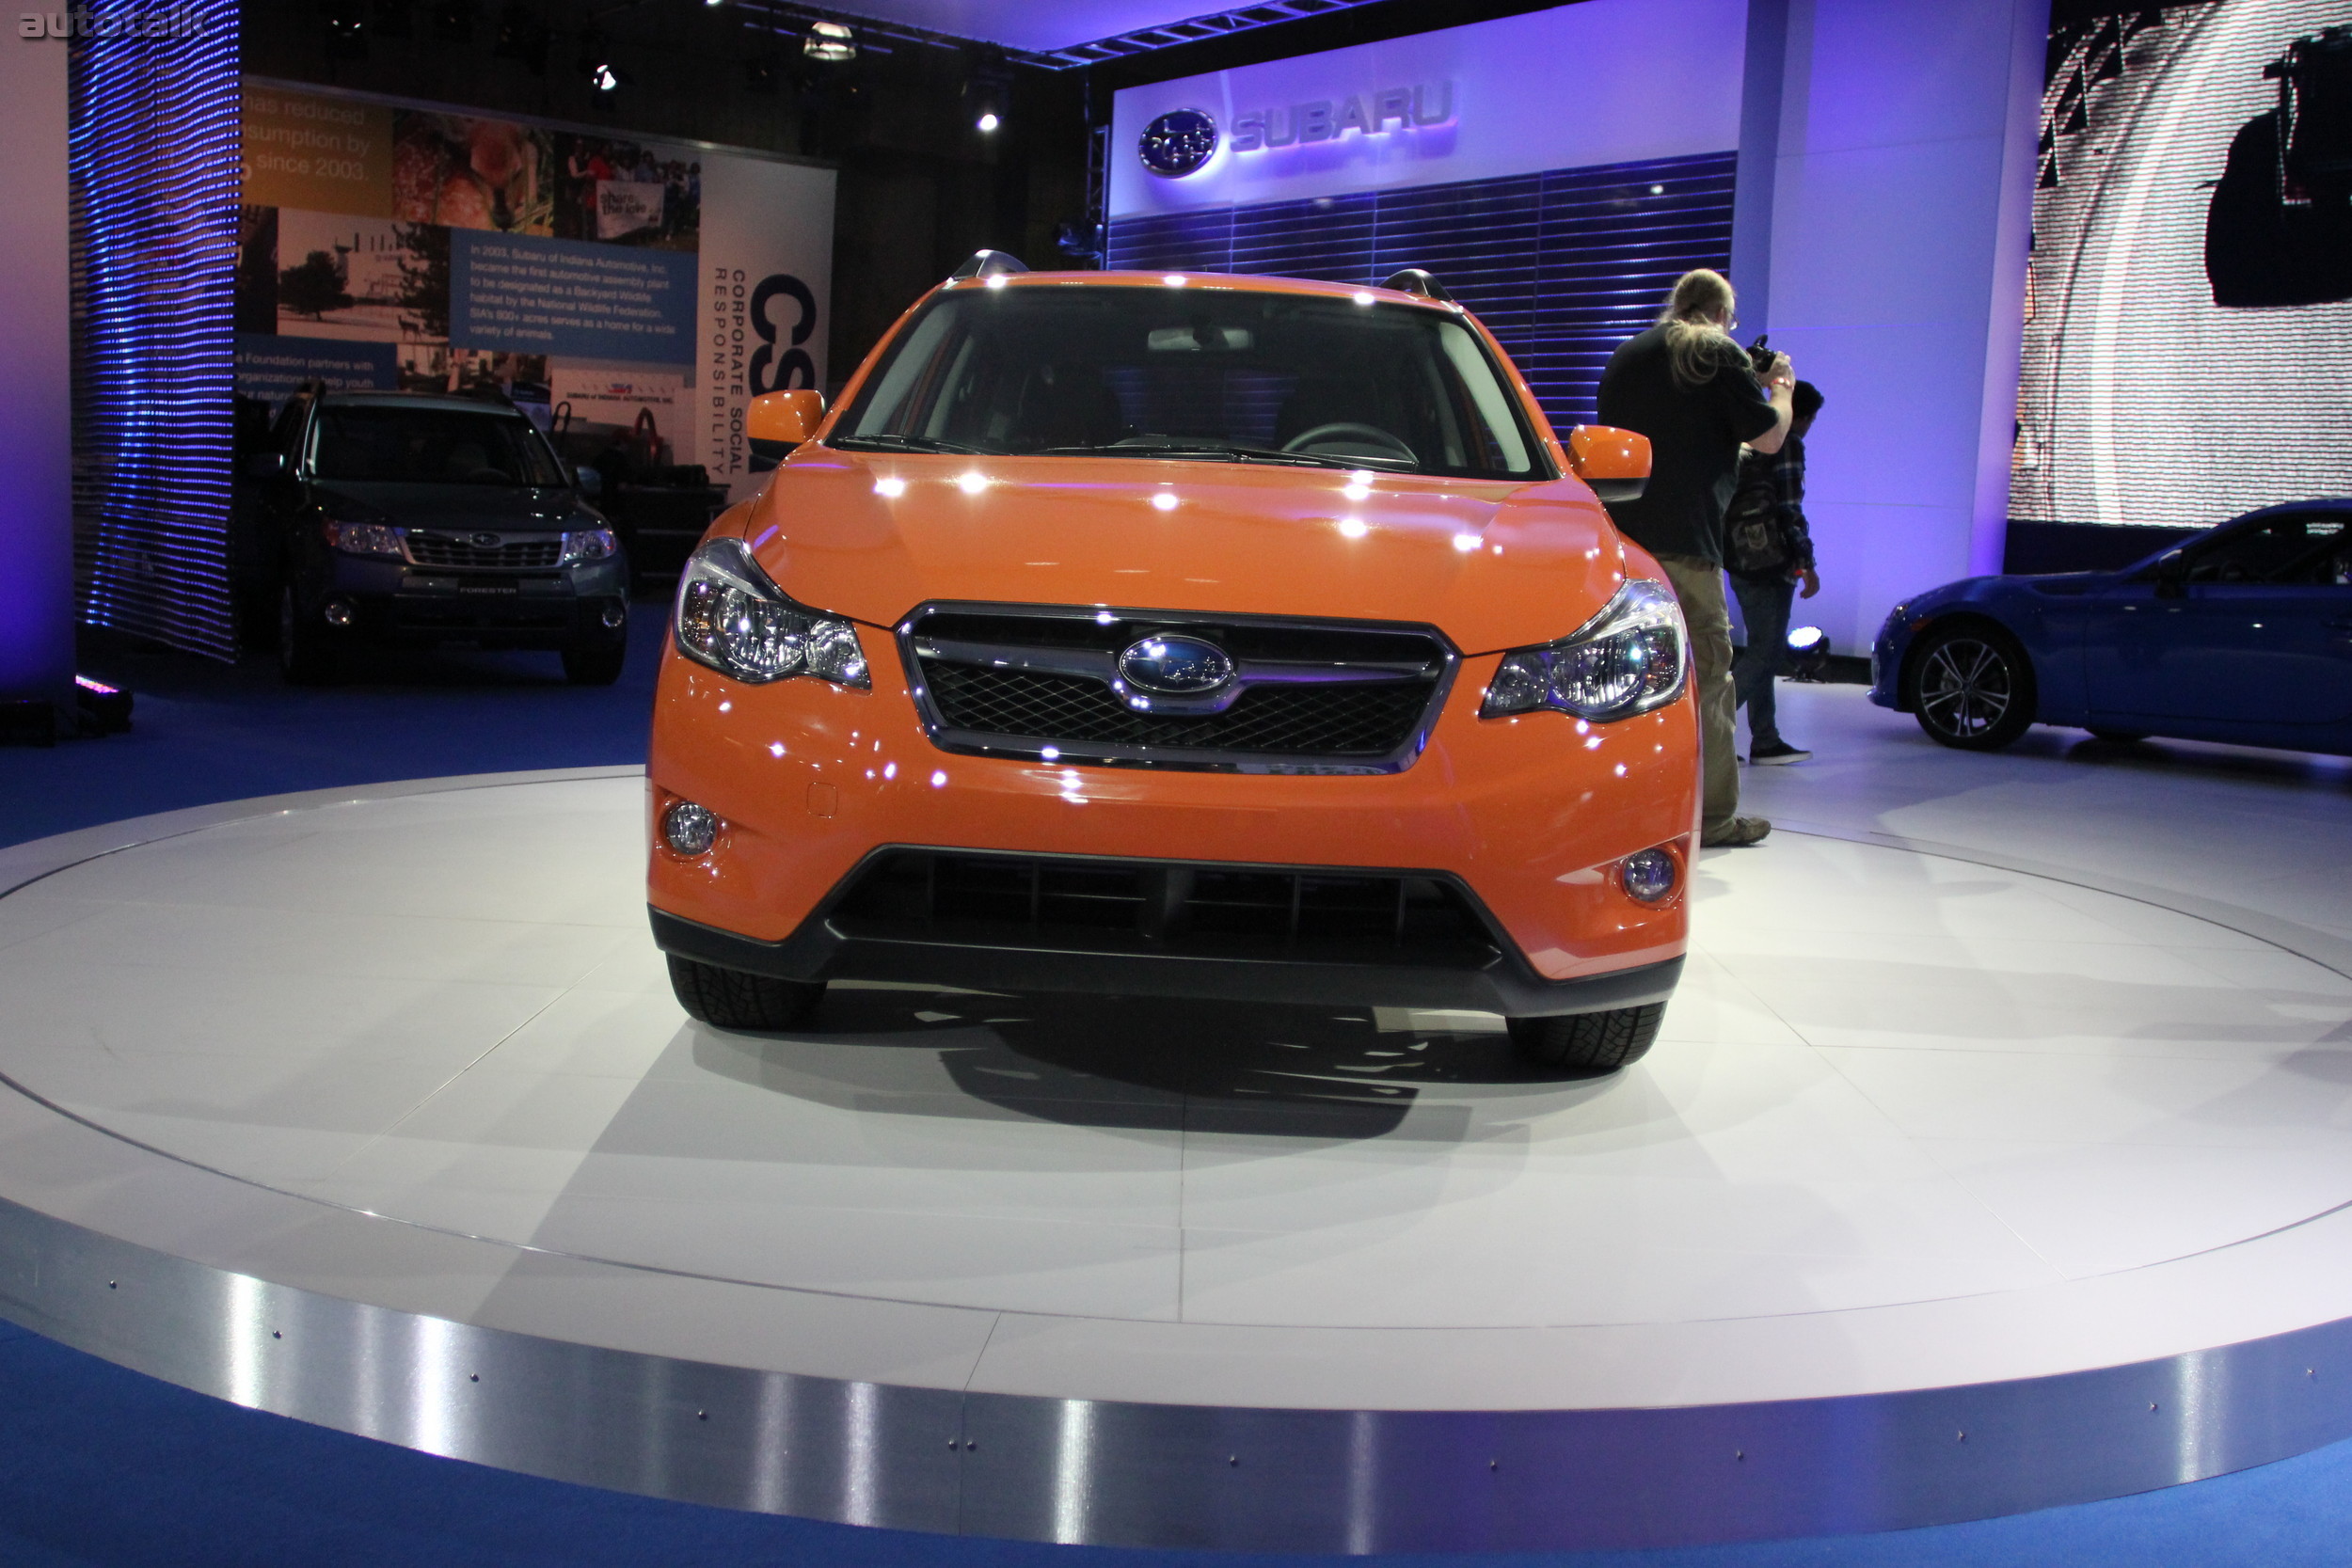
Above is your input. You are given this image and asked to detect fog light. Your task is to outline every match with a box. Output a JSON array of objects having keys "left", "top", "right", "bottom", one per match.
[
  {"left": 663, "top": 800, "right": 718, "bottom": 856},
  {"left": 601, "top": 600, "right": 628, "bottom": 629},
  {"left": 1620, "top": 847, "right": 1677, "bottom": 903},
  {"left": 323, "top": 599, "right": 356, "bottom": 627}
]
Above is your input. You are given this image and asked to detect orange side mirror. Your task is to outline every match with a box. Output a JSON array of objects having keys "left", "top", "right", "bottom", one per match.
[
  {"left": 747, "top": 389, "right": 826, "bottom": 463},
  {"left": 1567, "top": 425, "right": 1649, "bottom": 504}
]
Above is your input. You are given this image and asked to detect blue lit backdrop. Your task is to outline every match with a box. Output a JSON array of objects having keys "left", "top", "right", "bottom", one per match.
[{"left": 70, "top": 0, "right": 241, "bottom": 660}]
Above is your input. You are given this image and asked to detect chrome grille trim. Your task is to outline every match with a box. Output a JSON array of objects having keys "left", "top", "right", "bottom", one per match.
[{"left": 897, "top": 602, "right": 1458, "bottom": 774}]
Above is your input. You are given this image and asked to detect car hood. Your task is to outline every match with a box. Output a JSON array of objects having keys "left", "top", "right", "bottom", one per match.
[
  {"left": 319, "top": 481, "right": 581, "bottom": 531},
  {"left": 735, "top": 451, "right": 1631, "bottom": 654}
]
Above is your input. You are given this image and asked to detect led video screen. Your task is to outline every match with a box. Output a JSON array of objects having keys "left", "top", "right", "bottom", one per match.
[{"left": 2012, "top": 0, "right": 2352, "bottom": 530}]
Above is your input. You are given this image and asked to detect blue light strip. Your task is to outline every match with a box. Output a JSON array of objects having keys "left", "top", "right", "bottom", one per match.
[
  {"left": 1108, "top": 152, "right": 1738, "bottom": 431},
  {"left": 69, "top": 2, "right": 240, "bottom": 660}
]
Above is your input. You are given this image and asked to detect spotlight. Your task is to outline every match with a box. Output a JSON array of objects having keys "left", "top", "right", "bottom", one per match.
[
  {"left": 73, "top": 675, "right": 133, "bottom": 736},
  {"left": 803, "top": 19, "right": 854, "bottom": 62},
  {"left": 1785, "top": 625, "right": 1831, "bottom": 681},
  {"left": 976, "top": 112, "right": 1000, "bottom": 133},
  {"left": 321, "top": 0, "right": 368, "bottom": 57},
  {"left": 578, "top": 31, "right": 627, "bottom": 92}
]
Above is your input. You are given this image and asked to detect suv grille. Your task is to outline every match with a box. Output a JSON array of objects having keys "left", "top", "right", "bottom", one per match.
[
  {"left": 832, "top": 850, "right": 1501, "bottom": 969},
  {"left": 406, "top": 535, "right": 564, "bottom": 569},
  {"left": 903, "top": 605, "right": 1454, "bottom": 772}
]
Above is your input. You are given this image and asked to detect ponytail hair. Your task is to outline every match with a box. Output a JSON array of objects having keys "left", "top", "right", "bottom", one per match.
[{"left": 1658, "top": 269, "right": 1744, "bottom": 389}]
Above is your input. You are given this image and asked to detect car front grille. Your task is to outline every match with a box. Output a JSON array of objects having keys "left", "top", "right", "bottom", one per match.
[
  {"left": 405, "top": 534, "right": 564, "bottom": 569},
  {"left": 901, "top": 604, "right": 1454, "bottom": 772},
  {"left": 831, "top": 850, "right": 1502, "bottom": 969}
]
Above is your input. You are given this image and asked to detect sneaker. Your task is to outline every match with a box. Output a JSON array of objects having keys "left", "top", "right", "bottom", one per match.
[
  {"left": 1700, "top": 816, "right": 1772, "bottom": 848},
  {"left": 1750, "top": 740, "right": 1812, "bottom": 765}
]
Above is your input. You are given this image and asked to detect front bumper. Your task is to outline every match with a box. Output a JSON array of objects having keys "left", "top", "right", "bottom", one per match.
[
  {"left": 652, "top": 898, "right": 1684, "bottom": 1017},
  {"left": 646, "top": 619, "right": 1701, "bottom": 1000},
  {"left": 300, "top": 554, "right": 629, "bottom": 648}
]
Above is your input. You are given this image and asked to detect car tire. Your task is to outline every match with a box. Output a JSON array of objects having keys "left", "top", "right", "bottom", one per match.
[
  {"left": 1506, "top": 1003, "right": 1665, "bottom": 1072},
  {"left": 1907, "top": 623, "right": 2035, "bottom": 751},
  {"left": 278, "top": 585, "right": 340, "bottom": 686},
  {"left": 667, "top": 955, "right": 823, "bottom": 1030},
  {"left": 2087, "top": 726, "right": 2149, "bottom": 744},
  {"left": 563, "top": 640, "right": 628, "bottom": 687}
]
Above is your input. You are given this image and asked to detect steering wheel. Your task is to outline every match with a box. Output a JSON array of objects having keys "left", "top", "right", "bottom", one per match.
[{"left": 1280, "top": 422, "right": 1417, "bottom": 463}]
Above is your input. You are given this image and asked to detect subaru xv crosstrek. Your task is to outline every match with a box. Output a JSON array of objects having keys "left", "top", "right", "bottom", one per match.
[{"left": 644, "top": 255, "right": 1695, "bottom": 1070}]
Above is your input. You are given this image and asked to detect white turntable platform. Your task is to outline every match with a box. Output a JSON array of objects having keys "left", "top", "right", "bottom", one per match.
[{"left": 1, "top": 742, "right": 2349, "bottom": 1549}]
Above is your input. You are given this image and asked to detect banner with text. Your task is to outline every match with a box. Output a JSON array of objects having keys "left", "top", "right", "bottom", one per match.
[{"left": 237, "top": 79, "right": 834, "bottom": 499}]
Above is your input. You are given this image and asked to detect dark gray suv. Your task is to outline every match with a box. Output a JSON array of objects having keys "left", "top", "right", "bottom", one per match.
[{"left": 249, "top": 388, "right": 630, "bottom": 684}]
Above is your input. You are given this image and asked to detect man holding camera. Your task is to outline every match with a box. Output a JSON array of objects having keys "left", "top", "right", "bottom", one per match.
[{"left": 1597, "top": 269, "right": 1794, "bottom": 848}]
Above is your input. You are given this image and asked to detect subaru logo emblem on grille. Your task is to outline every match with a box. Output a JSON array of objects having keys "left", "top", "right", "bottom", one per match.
[
  {"left": 471, "top": 532, "right": 500, "bottom": 548},
  {"left": 1118, "top": 635, "right": 1233, "bottom": 695}
]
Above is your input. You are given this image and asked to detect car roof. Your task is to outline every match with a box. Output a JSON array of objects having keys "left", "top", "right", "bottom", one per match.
[{"left": 940, "top": 269, "right": 1460, "bottom": 310}]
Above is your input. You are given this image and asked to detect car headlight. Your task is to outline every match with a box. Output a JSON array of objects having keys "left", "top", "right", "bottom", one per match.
[
  {"left": 561, "top": 528, "right": 618, "bottom": 564},
  {"left": 322, "top": 520, "right": 405, "bottom": 559},
  {"left": 674, "top": 536, "right": 870, "bottom": 689},
  {"left": 1481, "top": 578, "right": 1688, "bottom": 721}
]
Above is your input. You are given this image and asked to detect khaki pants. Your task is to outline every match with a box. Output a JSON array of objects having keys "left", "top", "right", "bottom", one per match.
[{"left": 1652, "top": 552, "right": 1740, "bottom": 839}]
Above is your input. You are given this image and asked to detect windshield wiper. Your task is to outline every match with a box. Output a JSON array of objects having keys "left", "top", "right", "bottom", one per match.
[
  {"left": 1024, "top": 440, "right": 1414, "bottom": 472},
  {"left": 828, "top": 433, "right": 991, "bottom": 455}
]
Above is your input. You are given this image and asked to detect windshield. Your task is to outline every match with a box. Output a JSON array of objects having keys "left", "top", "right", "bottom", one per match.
[
  {"left": 310, "top": 405, "right": 567, "bottom": 487},
  {"left": 834, "top": 284, "right": 1549, "bottom": 481}
]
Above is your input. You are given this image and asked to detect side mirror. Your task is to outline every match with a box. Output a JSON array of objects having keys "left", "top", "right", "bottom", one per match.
[
  {"left": 572, "top": 464, "right": 603, "bottom": 499},
  {"left": 2154, "top": 550, "right": 2188, "bottom": 598},
  {"left": 747, "top": 389, "right": 825, "bottom": 467},
  {"left": 245, "top": 451, "right": 287, "bottom": 480},
  {"left": 1567, "top": 425, "right": 1650, "bottom": 504}
]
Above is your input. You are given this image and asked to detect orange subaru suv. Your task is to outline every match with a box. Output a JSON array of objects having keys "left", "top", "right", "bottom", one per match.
[{"left": 646, "top": 254, "right": 1696, "bottom": 1070}]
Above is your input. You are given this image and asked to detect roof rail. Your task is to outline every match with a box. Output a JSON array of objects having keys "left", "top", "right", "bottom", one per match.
[
  {"left": 950, "top": 248, "right": 1029, "bottom": 281},
  {"left": 1381, "top": 268, "right": 1454, "bottom": 303}
]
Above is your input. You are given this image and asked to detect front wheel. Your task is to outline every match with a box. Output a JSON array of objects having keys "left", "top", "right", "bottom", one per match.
[
  {"left": 1506, "top": 1004, "right": 1665, "bottom": 1072},
  {"left": 667, "top": 955, "right": 822, "bottom": 1031},
  {"left": 1907, "top": 624, "right": 2035, "bottom": 751}
]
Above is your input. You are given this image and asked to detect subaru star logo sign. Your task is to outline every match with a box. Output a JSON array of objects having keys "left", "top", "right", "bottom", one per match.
[
  {"left": 1138, "top": 108, "right": 1218, "bottom": 178},
  {"left": 1118, "top": 634, "right": 1234, "bottom": 695}
]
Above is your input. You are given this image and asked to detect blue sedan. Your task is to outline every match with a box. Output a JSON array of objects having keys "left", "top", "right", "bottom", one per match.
[{"left": 1870, "top": 500, "right": 2352, "bottom": 753}]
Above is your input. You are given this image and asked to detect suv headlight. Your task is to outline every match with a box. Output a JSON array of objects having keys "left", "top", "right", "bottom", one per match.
[
  {"left": 561, "top": 527, "right": 618, "bottom": 564},
  {"left": 674, "top": 536, "right": 870, "bottom": 689},
  {"left": 322, "top": 520, "right": 405, "bottom": 559},
  {"left": 1482, "top": 578, "right": 1688, "bottom": 720}
]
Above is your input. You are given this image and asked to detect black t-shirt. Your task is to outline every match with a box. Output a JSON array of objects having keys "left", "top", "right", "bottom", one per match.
[{"left": 1595, "top": 324, "right": 1779, "bottom": 564}]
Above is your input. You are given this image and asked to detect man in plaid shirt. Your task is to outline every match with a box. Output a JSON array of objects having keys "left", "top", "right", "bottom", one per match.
[{"left": 1725, "top": 381, "right": 1823, "bottom": 764}]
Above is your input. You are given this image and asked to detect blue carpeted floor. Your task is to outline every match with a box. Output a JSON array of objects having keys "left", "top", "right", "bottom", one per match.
[{"left": 4, "top": 614, "right": 2351, "bottom": 1565}]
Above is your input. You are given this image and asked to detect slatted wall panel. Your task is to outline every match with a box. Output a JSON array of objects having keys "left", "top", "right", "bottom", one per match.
[
  {"left": 1108, "top": 151, "right": 1737, "bottom": 432},
  {"left": 69, "top": 3, "right": 241, "bottom": 660}
]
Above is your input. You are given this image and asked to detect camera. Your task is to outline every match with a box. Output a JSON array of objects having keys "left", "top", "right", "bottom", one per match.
[{"left": 1746, "top": 332, "right": 1777, "bottom": 375}]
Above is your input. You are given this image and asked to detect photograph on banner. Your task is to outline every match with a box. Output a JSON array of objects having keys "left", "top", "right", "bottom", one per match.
[
  {"left": 231, "top": 79, "right": 834, "bottom": 506},
  {"left": 392, "top": 111, "right": 554, "bottom": 234},
  {"left": 271, "top": 212, "right": 449, "bottom": 344},
  {"left": 551, "top": 135, "right": 703, "bottom": 248}
]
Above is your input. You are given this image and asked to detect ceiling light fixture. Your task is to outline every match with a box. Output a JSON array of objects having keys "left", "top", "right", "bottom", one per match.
[{"left": 803, "top": 19, "right": 855, "bottom": 62}]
